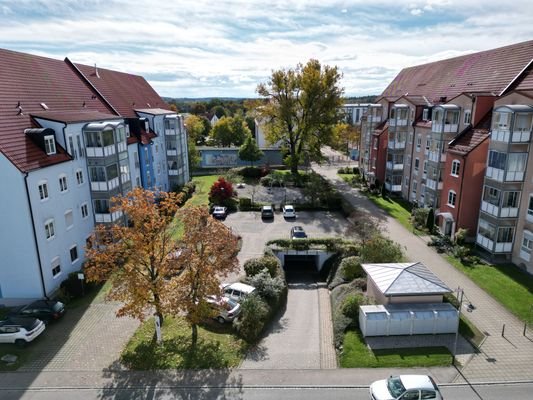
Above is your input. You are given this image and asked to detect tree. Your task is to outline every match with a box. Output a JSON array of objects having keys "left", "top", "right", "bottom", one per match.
[
  {"left": 84, "top": 188, "right": 183, "bottom": 325},
  {"left": 426, "top": 208, "right": 435, "bottom": 232},
  {"left": 331, "top": 122, "right": 360, "bottom": 152},
  {"left": 360, "top": 235, "right": 404, "bottom": 263},
  {"left": 190, "top": 102, "right": 207, "bottom": 115},
  {"left": 210, "top": 116, "right": 251, "bottom": 147},
  {"left": 238, "top": 136, "right": 263, "bottom": 166},
  {"left": 187, "top": 139, "right": 201, "bottom": 171},
  {"left": 171, "top": 206, "right": 239, "bottom": 346},
  {"left": 256, "top": 59, "right": 344, "bottom": 174},
  {"left": 185, "top": 114, "right": 209, "bottom": 145},
  {"left": 209, "top": 177, "right": 236, "bottom": 205}
]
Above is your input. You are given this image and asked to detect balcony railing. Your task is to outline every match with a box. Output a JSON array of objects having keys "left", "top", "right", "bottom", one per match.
[
  {"left": 167, "top": 149, "right": 178, "bottom": 156},
  {"left": 428, "top": 151, "right": 446, "bottom": 163},
  {"left": 426, "top": 178, "right": 443, "bottom": 191},
  {"left": 387, "top": 140, "right": 406, "bottom": 150},
  {"left": 481, "top": 201, "right": 519, "bottom": 218},
  {"left": 485, "top": 167, "right": 524, "bottom": 182},
  {"left": 385, "top": 182, "right": 402, "bottom": 192},
  {"left": 90, "top": 177, "right": 119, "bottom": 192},
  {"left": 491, "top": 128, "right": 531, "bottom": 143},
  {"left": 165, "top": 128, "right": 177, "bottom": 136},
  {"left": 432, "top": 123, "right": 458, "bottom": 133},
  {"left": 386, "top": 162, "right": 404, "bottom": 171},
  {"left": 476, "top": 234, "right": 513, "bottom": 253}
]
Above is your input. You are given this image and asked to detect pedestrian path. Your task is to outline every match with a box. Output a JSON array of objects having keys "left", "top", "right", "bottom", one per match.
[{"left": 312, "top": 158, "right": 533, "bottom": 383}]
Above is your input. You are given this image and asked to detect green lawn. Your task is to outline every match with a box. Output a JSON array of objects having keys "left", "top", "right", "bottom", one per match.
[
  {"left": 121, "top": 316, "right": 248, "bottom": 370},
  {"left": 340, "top": 330, "right": 453, "bottom": 368},
  {"left": 185, "top": 175, "right": 220, "bottom": 208},
  {"left": 365, "top": 193, "right": 414, "bottom": 231},
  {"left": 446, "top": 256, "right": 533, "bottom": 323}
]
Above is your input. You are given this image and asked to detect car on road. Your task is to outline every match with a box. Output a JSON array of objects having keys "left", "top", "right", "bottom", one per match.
[
  {"left": 8, "top": 300, "right": 65, "bottom": 324},
  {"left": 222, "top": 282, "right": 256, "bottom": 302},
  {"left": 290, "top": 226, "right": 307, "bottom": 239},
  {"left": 369, "top": 375, "right": 443, "bottom": 400},
  {"left": 212, "top": 206, "right": 228, "bottom": 219},
  {"left": 206, "top": 295, "right": 241, "bottom": 324},
  {"left": 261, "top": 205, "right": 274, "bottom": 220},
  {"left": 0, "top": 317, "right": 46, "bottom": 347},
  {"left": 282, "top": 205, "right": 296, "bottom": 218}
]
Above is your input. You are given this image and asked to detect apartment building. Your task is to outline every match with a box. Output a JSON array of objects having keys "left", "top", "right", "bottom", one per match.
[{"left": 0, "top": 49, "right": 189, "bottom": 303}]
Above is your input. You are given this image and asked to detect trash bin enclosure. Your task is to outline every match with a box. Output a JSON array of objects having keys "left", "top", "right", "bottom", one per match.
[{"left": 359, "top": 303, "right": 459, "bottom": 337}]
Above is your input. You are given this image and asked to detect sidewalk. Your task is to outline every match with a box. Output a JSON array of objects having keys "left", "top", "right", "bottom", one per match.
[{"left": 312, "top": 158, "right": 533, "bottom": 383}]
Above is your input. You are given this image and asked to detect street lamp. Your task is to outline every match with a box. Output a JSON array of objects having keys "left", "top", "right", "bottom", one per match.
[{"left": 453, "top": 287, "right": 464, "bottom": 366}]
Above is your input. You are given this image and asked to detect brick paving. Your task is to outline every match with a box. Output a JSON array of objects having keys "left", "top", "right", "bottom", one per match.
[
  {"left": 313, "top": 152, "right": 533, "bottom": 383},
  {"left": 317, "top": 283, "right": 337, "bottom": 369}
]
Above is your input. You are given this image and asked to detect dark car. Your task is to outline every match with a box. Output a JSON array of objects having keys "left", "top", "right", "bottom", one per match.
[
  {"left": 290, "top": 226, "right": 307, "bottom": 239},
  {"left": 261, "top": 205, "right": 274, "bottom": 219},
  {"left": 8, "top": 300, "right": 65, "bottom": 323}
]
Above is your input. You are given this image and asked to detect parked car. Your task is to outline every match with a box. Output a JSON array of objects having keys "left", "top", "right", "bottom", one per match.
[
  {"left": 369, "top": 375, "right": 443, "bottom": 400},
  {"left": 0, "top": 317, "right": 46, "bottom": 347},
  {"left": 8, "top": 300, "right": 65, "bottom": 324},
  {"left": 261, "top": 205, "right": 274, "bottom": 219},
  {"left": 282, "top": 205, "right": 296, "bottom": 218},
  {"left": 222, "top": 282, "right": 256, "bottom": 302},
  {"left": 212, "top": 206, "right": 228, "bottom": 219},
  {"left": 206, "top": 295, "right": 241, "bottom": 324},
  {"left": 290, "top": 226, "right": 307, "bottom": 239}
]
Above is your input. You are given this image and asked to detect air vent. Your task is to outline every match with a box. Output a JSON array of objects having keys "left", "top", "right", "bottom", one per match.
[{"left": 40, "top": 102, "right": 49, "bottom": 110}]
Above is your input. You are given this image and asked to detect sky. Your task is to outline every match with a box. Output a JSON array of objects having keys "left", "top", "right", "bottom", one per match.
[{"left": 1, "top": 0, "right": 532, "bottom": 99}]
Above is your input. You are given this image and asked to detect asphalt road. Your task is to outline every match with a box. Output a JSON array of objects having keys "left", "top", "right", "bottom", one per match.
[{"left": 2, "top": 382, "right": 533, "bottom": 400}]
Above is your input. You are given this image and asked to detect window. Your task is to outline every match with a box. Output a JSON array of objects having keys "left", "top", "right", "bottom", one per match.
[
  {"left": 522, "top": 234, "right": 533, "bottom": 254},
  {"left": 423, "top": 160, "right": 428, "bottom": 174},
  {"left": 416, "top": 136, "right": 421, "bottom": 151},
  {"left": 421, "top": 389, "right": 437, "bottom": 399},
  {"left": 412, "top": 180, "right": 418, "bottom": 193},
  {"left": 478, "top": 219, "right": 496, "bottom": 240},
  {"left": 45, "top": 219, "right": 55, "bottom": 240},
  {"left": 155, "top": 143, "right": 159, "bottom": 153},
  {"left": 448, "top": 190, "right": 456, "bottom": 207},
  {"left": 483, "top": 186, "right": 500, "bottom": 205},
  {"left": 59, "top": 175, "right": 68, "bottom": 192},
  {"left": 38, "top": 181, "right": 49, "bottom": 200},
  {"left": 488, "top": 151, "right": 507, "bottom": 170},
  {"left": 51, "top": 257, "right": 61, "bottom": 277},
  {"left": 157, "top": 163, "right": 161, "bottom": 175},
  {"left": 81, "top": 203, "right": 89, "bottom": 219},
  {"left": 496, "top": 112, "right": 511, "bottom": 129},
  {"left": 425, "top": 138, "right": 430, "bottom": 150},
  {"left": 464, "top": 110, "right": 472, "bottom": 125},
  {"left": 503, "top": 191, "right": 519, "bottom": 208},
  {"left": 507, "top": 153, "right": 527, "bottom": 173},
  {"left": 68, "top": 136, "right": 77, "bottom": 159},
  {"left": 76, "top": 169, "right": 84, "bottom": 185},
  {"left": 44, "top": 135, "right": 56, "bottom": 155},
  {"left": 515, "top": 113, "right": 533, "bottom": 132},
  {"left": 422, "top": 109, "right": 429, "bottom": 120},
  {"left": 373, "top": 138, "right": 378, "bottom": 149},
  {"left": 529, "top": 196, "right": 533, "bottom": 217},
  {"left": 70, "top": 245, "right": 79, "bottom": 263},
  {"left": 451, "top": 160, "right": 460, "bottom": 176},
  {"left": 76, "top": 135, "right": 84, "bottom": 158},
  {"left": 497, "top": 227, "right": 514, "bottom": 243},
  {"left": 65, "top": 210, "right": 74, "bottom": 229},
  {"left": 414, "top": 158, "right": 420, "bottom": 171},
  {"left": 89, "top": 166, "right": 106, "bottom": 182},
  {"left": 93, "top": 199, "right": 110, "bottom": 214},
  {"left": 405, "top": 176, "right": 409, "bottom": 188}
]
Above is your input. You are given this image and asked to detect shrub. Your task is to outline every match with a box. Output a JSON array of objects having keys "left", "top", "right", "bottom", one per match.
[
  {"left": 237, "top": 166, "right": 262, "bottom": 178},
  {"left": 233, "top": 294, "right": 269, "bottom": 343},
  {"left": 455, "top": 228, "right": 468, "bottom": 245},
  {"left": 208, "top": 177, "right": 236, "bottom": 205},
  {"left": 361, "top": 235, "right": 404, "bottom": 263},
  {"left": 60, "top": 270, "right": 95, "bottom": 300},
  {"left": 411, "top": 207, "right": 429, "bottom": 229},
  {"left": 340, "top": 256, "right": 364, "bottom": 281},
  {"left": 454, "top": 245, "right": 471, "bottom": 262},
  {"left": 246, "top": 269, "right": 287, "bottom": 308},
  {"left": 244, "top": 256, "right": 281, "bottom": 277},
  {"left": 352, "top": 167, "right": 360, "bottom": 175},
  {"left": 426, "top": 208, "right": 435, "bottom": 232},
  {"left": 239, "top": 197, "right": 252, "bottom": 210},
  {"left": 342, "top": 293, "right": 365, "bottom": 323},
  {"left": 351, "top": 278, "right": 367, "bottom": 292}
]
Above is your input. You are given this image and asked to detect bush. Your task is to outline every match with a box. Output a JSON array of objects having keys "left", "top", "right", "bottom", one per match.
[
  {"left": 244, "top": 256, "right": 281, "bottom": 277},
  {"left": 233, "top": 294, "right": 269, "bottom": 343},
  {"left": 246, "top": 269, "right": 287, "bottom": 308},
  {"left": 351, "top": 278, "right": 367, "bottom": 292},
  {"left": 411, "top": 208, "right": 429, "bottom": 229},
  {"left": 352, "top": 167, "right": 360, "bottom": 175},
  {"left": 361, "top": 235, "right": 404, "bottom": 263},
  {"left": 340, "top": 256, "right": 364, "bottom": 281},
  {"left": 237, "top": 166, "right": 262, "bottom": 178},
  {"left": 60, "top": 271, "right": 95, "bottom": 300},
  {"left": 455, "top": 228, "right": 468, "bottom": 245},
  {"left": 342, "top": 293, "right": 365, "bottom": 323}
]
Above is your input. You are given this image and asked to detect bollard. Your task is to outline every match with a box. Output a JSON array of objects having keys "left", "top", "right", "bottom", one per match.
[
  {"left": 501, "top": 324, "right": 505, "bottom": 337},
  {"left": 524, "top": 322, "right": 527, "bottom": 337}
]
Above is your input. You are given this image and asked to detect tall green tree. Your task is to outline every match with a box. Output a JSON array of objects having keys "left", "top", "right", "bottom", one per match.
[
  {"left": 256, "top": 59, "right": 344, "bottom": 174},
  {"left": 210, "top": 116, "right": 251, "bottom": 147},
  {"left": 239, "top": 136, "right": 264, "bottom": 166}
]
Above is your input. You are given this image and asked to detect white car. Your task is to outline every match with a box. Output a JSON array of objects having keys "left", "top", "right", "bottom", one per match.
[
  {"left": 222, "top": 282, "right": 256, "bottom": 302},
  {"left": 212, "top": 206, "right": 227, "bottom": 219},
  {"left": 282, "top": 205, "right": 296, "bottom": 218},
  {"left": 369, "top": 375, "right": 443, "bottom": 400},
  {"left": 0, "top": 317, "right": 46, "bottom": 348},
  {"left": 206, "top": 295, "right": 241, "bottom": 324}
]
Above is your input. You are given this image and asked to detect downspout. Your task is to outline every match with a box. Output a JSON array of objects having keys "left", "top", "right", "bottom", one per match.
[
  {"left": 24, "top": 172, "right": 48, "bottom": 299},
  {"left": 408, "top": 124, "right": 417, "bottom": 204},
  {"left": 455, "top": 153, "right": 466, "bottom": 239}
]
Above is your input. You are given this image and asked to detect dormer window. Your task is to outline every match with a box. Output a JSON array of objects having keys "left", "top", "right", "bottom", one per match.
[
  {"left": 422, "top": 109, "right": 429, "bottom": 121},
  {"left": 44, "top": 135, "right": 56, "bottom": 155},
  {"left": 464, "top": 110, "right": 472, "bottom": 125}
]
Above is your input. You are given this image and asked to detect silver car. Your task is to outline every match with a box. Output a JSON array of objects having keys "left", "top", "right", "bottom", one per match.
[{"left": 206, "top": 296, "right": 241, "bottom": 324}]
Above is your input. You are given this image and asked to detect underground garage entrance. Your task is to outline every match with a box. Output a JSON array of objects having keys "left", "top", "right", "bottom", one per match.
[{"left": 283, "top": 254, "right": 318, "bottom": 282}]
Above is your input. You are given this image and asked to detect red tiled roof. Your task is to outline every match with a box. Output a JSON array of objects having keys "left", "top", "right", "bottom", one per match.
[
  {"left": 382, "top": 40, "right": 533, "bottom": 102},
  {"left": 0, "top": 48, "right": 115, "bottom": 172},
  {"left": 71, "top": 60, "right": 171, "bottom": 118},
  {"left": 448, "top": 111, "right": 491, "bottom": 155}
]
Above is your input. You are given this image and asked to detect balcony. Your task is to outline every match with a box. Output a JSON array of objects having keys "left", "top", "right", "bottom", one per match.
[
  {"left": 432, "top": 123, "right": 459, "bottom": 134},
  {"left": 428, "top": 151, "right": 446, "bottom": 163},
  {"left": 387, "top": 140, "right": 406, "bottom": 150},
  {"left": 476, "top": 234, "right": 513, "bottom": 253},
  {"left": 386, "top": 162, "right": 404, "bottom": 171},
  {"left": 384, "top": 182, "right": 402, "bottom": 192},
  {"left": 165, "top": 128, "right": 177, "bottom": 136},
  {"left": 491, "top": 128, "right": 532, "bottom": 143},
  {"left": 426, "top": 178, "right": 443, "bottom": 191},
  {"left": 90, "top": 177, "right": 119, "bottom": 192},
  {"left": 167, "top": 149, "right": 178, "bottom": 156},
  {"left": 481, "top": 201, "right": 519, "bottom": 218},
  {"left": 485, "top": 167, "right": 524, "bottom": 182},
  {"left": 95, "top": 210, "right": 123, "bottom": 223}
]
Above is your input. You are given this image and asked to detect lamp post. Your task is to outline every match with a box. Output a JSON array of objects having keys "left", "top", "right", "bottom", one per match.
[{"left": 453, "top": 287, "right": 464, "bottom": 366}]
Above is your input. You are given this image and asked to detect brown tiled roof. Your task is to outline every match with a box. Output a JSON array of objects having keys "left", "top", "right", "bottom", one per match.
[
  {"left": 0, "top": 48, "right": 114, "bottom": 172},
  {"left": 70, "top": 60, "right": 171, "bottom": 118},
  {"left": 448, "top": 111, "right": 491, "bottom": 155},
  {"left": 31, "top": 110, "right": 122, "bottom": 124},
  {"left": 382, "top": 40, "right": 533, "bottom": 102},
  {"left": 403, "top": 95, "right": 433, "bottom": 107},
  {"left": 135, "top": 108, "right": 174, "bottom": 115}
]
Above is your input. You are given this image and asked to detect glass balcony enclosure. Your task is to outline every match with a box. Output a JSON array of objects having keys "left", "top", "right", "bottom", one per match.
[
  {"left": 490, "top": 105, "right": 533, "bottom": 143},
  {"left": 84, "top": 121, "right": 127, "bottom": 157},
  {"left": 486, "top": 150, "right": 527, "bottom": 182},
  {"left": 476, "top": 218, "right": 514, "bottom": 253},
  {"left": 431, "top": 104, "right": 460, "bottom": 133}
]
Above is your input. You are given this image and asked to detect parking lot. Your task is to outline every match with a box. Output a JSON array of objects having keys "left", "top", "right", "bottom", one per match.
[{"left": 223, "top": 210, "right": 352, "bottom": 270}]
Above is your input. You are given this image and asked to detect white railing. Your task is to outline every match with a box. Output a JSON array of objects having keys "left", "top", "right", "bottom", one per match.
[
  {"left": 95, "top": 210, "right": 123, "bottom": 223},
  {"left": 388, "top": 141, "right": 406, "bottom": 150},
  {"left": 86, "top": 144, "right": 116, "bottom": 157},
  {"left": 121, "top": 173, "right": 130, "bottom": 184},
  {"left": 481, "top": 201, "right": 499, "bottom": 217},
  {"left": 476, "top": 234, "right": 494, "bottom": 251},
  {"left": 169, "top": 170, "right": 178, "bottom": 176},
  {"left": 520, "top": 250, "right": 531, "bottom": 262},
  {"left": 511, "top": 129, "right": 531, "bottom": 142},
  {"left": 389, "top": 119, "right": 396, "bottom": 127},
  {"left": 396, "top": 119, "right": 408, "bottom": 126},
  {"left": 480, "top": 201, "right": 518, "bottom": 218},
  {"left": 491, "top": 129, "right": 509, "bottom": 143},
  {"left": 428, "top": 151, "right": 446, "bottom": 163},
  {"left": 385, "top": 182, "right": 402, "bottom": 192},
  {"left": 486, "top": 167, "right": 504, "bottom": 182},
  {"left": 118, "top": 142, "right": 127, "bottom": 152},
  {"left": 426, "top": 178, "right": 442, "bottom": 191},
  {"left": 444, "top": 123, "right": 458, "bottom": 133},
  {"left": 167, "top": 149, "right": 178, "bottom": 156},
  {"left": 165, "top": 129, "right": 176, "bottom": 136},
  {"left": 90, "top": 177, "right": 119, "bottom": 192},
  {"left": 495, "top": 242, "right": 513, "bottom": 253}
]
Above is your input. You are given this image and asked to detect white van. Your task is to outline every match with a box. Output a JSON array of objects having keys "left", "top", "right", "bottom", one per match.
[{"left": 222, "top": 282, "right": 256, "bottom": 302}]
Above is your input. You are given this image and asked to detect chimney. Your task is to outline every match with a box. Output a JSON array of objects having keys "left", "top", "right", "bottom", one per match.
[{"left": 95, "top": 64, "right": 100, "bottom": 78}]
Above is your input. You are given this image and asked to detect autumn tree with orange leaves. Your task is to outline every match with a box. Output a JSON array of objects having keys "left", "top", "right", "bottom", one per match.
[
  {"left": 170, "top": 206, "right": 240, "bottom": 346},
  {"left": 84, "top": 187, "right": 184, "bottom": 325}
]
